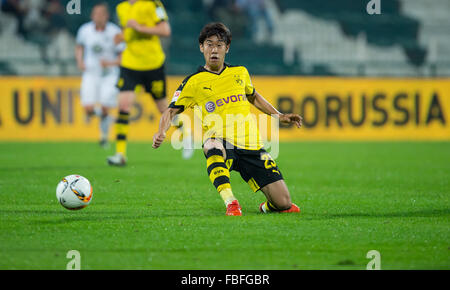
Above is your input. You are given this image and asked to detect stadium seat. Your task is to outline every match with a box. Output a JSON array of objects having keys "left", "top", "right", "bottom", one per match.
[{"left": 0, "top": 0, "right": 449, "bottom": 76}]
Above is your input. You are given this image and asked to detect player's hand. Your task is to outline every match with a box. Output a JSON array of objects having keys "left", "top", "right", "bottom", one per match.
[
  {"left": 114, "top": 32, "right": 124, "bottom": 44},
  {"left": 126, "top": 19, "right": 141, "bottom": 32},
  {"left": 77, "top": 61, "right": 86, "bottom": 71},
  {"left": 152, "top": 132, "right": 166, "bottom": 149},
  {"left": 279, "top": 113, "right": 302, "bottom": 128},
  {"left": 100, "top": 59, "right": 115, "bottom": 68}
]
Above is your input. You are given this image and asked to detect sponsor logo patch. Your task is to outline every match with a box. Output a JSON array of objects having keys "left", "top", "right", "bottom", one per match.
[
  {"left": 205, "top": 101, "right": 216, "bottom": 113},
  {"left": 171, "top": 90, "right": 181, "bottom": 102}
]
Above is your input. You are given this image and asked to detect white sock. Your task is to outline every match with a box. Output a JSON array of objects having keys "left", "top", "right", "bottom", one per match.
[{"left": 100, "top": 115, "right": 112, "bottom": 141}]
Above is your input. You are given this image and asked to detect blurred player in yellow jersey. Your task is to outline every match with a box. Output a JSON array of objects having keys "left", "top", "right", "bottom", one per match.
[
  {"left": 152, "top": 23, "right": 303, "bottom": 216},
  {"left": 107, "top": 0, "right": 193, "bottom": 166}
]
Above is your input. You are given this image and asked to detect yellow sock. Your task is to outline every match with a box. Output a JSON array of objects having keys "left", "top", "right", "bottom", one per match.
[
  {"left": 116, "top": 111, "right": 129, "bottom": 156},
  {"left": 206, "top": 148, "right": 235, "bottom": 205},
  {"left": 116, "top": 138, "right": 127, "bottom": 156}
]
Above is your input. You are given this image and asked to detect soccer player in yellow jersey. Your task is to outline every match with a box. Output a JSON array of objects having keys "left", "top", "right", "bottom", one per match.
[
  {"left": 108, "top": 0, "right": 193, "bottom": 165},
  {"left": 153, "top": 23, "right": 303, "bottom": 216}
]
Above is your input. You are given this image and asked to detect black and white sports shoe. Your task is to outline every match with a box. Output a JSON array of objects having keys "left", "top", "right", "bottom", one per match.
[{"left": 107, "top": 153, "right": 127, "bottom": 166}]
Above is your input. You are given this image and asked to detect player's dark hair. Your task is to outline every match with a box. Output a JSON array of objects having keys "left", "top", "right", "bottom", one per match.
[
  {"left": 92, "top": 1, "right": 109, "bottom": 11},
  {"left": 199, "top": 22, "right": 232, "bottom": 45}
]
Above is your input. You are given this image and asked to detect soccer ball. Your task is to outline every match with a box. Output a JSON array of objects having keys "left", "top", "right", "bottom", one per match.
[{"left": 56, "top": 175, "right": 93, "bottom": 210}]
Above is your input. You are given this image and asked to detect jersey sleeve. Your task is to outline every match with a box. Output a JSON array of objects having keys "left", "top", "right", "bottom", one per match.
[
  {"left": 169, "top": 77, "right": 196, "bottom": 112},
  {"left": 75, "top": 25, "right": 86, "bottom": 46},
  {"left": 110, "top": 24, "right": 125, "bottom": 53},
  {"left": 110, "top": 23, "right": 122, "bottom": 36},
  {"left": 115, "top": 3, "right": 126, "bottom": 27},
  {"left": 243, "top": 67, "right": 255, "bottom": 96},
  {"left": 149, "top": 0, "right": 169, "bottom": 23}
]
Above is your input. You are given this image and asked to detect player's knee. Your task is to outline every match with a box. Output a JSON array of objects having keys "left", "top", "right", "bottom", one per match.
[
  {"left": 84, "top": 106, "right": 95, "bottom": 116},
  {"left": 118, "top": 92, "right": 134, "bottom": 112},
  {"left": 273, "top": 193, "right": 292, "bottom": 210},
  {"left": 118, "top": 101, "right": 130, "bottom": 112},
  {"left": 100, "top": 106, "right": 109, "bottom": 116},
  {"left": 275, "top": 200, "right": 292, "bottom": 211},
  {"left": 203, "top": 140, "right": 225, "bottom": 158}
]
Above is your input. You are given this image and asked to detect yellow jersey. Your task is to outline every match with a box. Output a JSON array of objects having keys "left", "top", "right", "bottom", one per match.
[
  {"left": 116, "top": 0, "right": 168, "bottom": 71},
  {"left": 170, "top": 64, "right": 263, "bottom": 150}
]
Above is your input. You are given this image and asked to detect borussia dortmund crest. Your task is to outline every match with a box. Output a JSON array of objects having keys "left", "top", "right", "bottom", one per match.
[{"left": 234, "top": 75, "right": 244, "bottom": 86}]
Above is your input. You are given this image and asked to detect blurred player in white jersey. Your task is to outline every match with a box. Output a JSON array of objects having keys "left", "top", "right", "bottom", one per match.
[{"left": 75, "top": 3, "right": 124, "bottom": 148}]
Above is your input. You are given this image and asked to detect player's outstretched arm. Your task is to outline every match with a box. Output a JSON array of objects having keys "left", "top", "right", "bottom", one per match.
[
  {"left": 152, "top": 107, "right": 181, "bottom": 149},
  {"left": 127, "top": 20, "right": 171, "bottom": 37},
  {"left": 75, "top": 45, "right": 85, "bottom": 71},
  {"left": 249, "top": 91, "right": 302, "bottom": 128}
]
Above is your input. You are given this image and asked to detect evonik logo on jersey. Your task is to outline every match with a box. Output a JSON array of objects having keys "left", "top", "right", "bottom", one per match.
[{"left": 205, "top": 94, "right": 248, "bottom": 113}]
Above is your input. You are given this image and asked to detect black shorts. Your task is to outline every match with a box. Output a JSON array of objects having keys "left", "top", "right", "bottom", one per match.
[
  {"left": 117, "top": 65, "right": 166, "bottom": 100},
  {"left": 219, "top": 140, "right": 284, "bottom": 192}
]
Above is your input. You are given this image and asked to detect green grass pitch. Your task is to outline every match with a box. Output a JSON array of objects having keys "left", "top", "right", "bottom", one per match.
[{"left": 0, "top": 141, "right": 448, "bottom": 269}]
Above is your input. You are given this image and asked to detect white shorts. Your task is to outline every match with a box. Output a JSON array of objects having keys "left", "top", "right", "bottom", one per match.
[{"left": 80, "top": 72, "right": 119, "bottom": 108}]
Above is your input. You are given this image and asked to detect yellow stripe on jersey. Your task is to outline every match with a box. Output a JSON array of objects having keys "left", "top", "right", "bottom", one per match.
[
  {"left": 169, "top": 65, "right": 263, "bottom": 150},
  {"left": 116, "top": 0, "right": 168, "bottom": 71}
]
